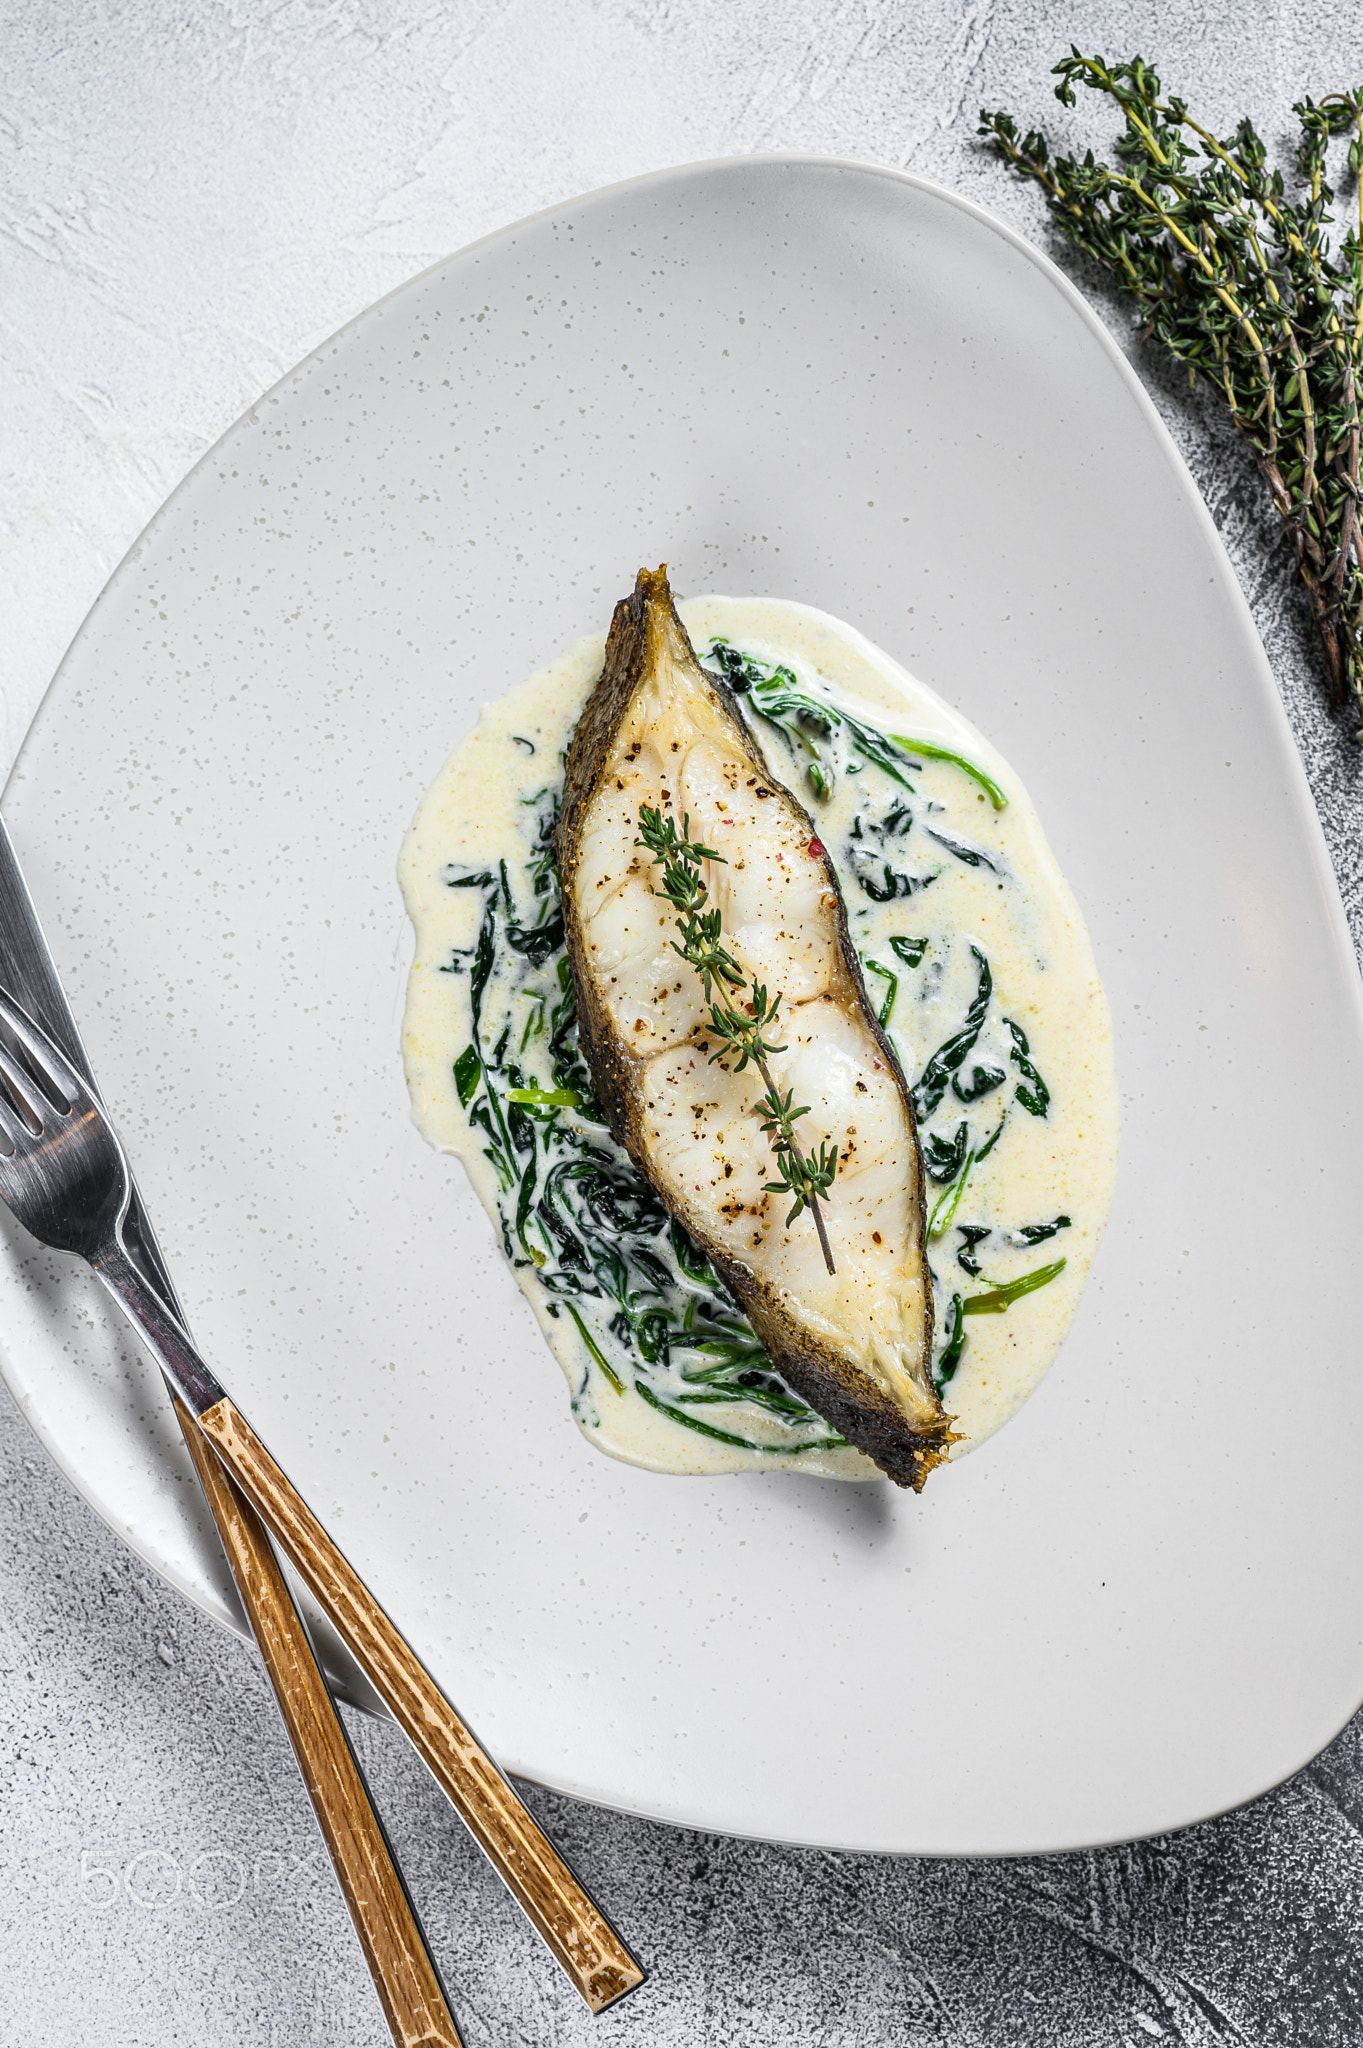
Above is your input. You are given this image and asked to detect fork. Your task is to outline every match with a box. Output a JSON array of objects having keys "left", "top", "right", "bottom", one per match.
[{"left": 0, "top": 982, "right": 643, "bottom": 2016}]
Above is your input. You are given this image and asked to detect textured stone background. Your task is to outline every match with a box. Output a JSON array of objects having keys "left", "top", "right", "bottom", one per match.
[{"left": 3, "top": 4, "right": 1362, "bottom": 2043}]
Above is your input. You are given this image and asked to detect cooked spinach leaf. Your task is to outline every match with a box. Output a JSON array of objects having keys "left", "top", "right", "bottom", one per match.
[
  {"left": 922, "top": 1121, "right": 970, "bottom": 1184},
  {"left": 1009, "top": 1215, "right": 1071, "bottom": 1247},
  {"left": 955, "top": 1224, "right": 991, "bottom": 1277},
  {"left": 952, "top": 1061, "right": 1007, "bottom": 1104},
  {"left": 888, "top": 735, "right": 1008, "bottom": 809},
  {"left": 861, "top": 957, "right": 898, "bottom": 1026},
  {"left": 566, "top": 1301, "right": 624, "bottom": 1394},
  {"left": 853, "top": 855, "right": 939, "bottom": 903},
  {"left": 676, "top": 1336, "right": 841, "bottom": 1425},
  {"left": 453, "top": 1044, "right": 481, "bottom": 1108},
  {"left": 926, "top": 828, "right": 1000, "bottom": 872},
  {"left": 503, "top": 910, "right": 565, "bottom": 967},
  {"left": 707, "top": 638, "right": 921, "bottom": 794},
  {"left": 928, "top": 1151, "right": 974, "bottom": 1239},
  {"left": 963, "top": 1258, "right": 1067, "bottom": 1315},
  {"left": 1005, "top": 1017, "right": 1051, "bottom": 1117},
  {"left": 935, "top": 1294, "right": 967, "bottom": 1390},
  {"left": 913, "top": 946, "right": 992, "bottom": 1122},
  {"left": 508, "top": 1084, "right": 584, "bottom": 1109},
  {"left": 975, "top": 1114, "right": 1007, "bottom": 1161},
  {"left": 847, "top": 801, "right": 939, "bottom": 904},
  {"left": 524, "top": 796, "right": 560, "bottom": 903},
  {"left": 635, "top": 1378, "right": 846, "bottom": 1454}
]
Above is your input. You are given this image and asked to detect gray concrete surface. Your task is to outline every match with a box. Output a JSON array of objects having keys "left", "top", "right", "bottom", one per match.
[{"left": 3, "top": 4, "right": 1362, "bottom": 2042}]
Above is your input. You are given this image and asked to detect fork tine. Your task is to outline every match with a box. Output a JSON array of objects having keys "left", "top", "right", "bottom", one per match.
[
  {"left": 0, "top": 1052, "right": 33, "bottom": 1149},
  {"left": 0, "top": 1037, "right": 46, "bottom": 1137},
  {"left": 0, "top": 983, "right": 85, "bottom": 1111}
]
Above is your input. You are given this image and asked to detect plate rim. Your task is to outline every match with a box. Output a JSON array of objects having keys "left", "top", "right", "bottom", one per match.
[{"left": 4, "top": 150, "right": 1361, "bottom": 1849}]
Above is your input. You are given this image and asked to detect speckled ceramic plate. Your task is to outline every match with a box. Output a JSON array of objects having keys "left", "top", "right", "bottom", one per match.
[{"left": 3, "top": 156, "right": 1362, "bottom": 1855}]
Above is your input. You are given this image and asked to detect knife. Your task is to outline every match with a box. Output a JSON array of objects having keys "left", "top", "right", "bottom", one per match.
[{"left": 0, "top": 812, "right": 465, "bottom": 2046}]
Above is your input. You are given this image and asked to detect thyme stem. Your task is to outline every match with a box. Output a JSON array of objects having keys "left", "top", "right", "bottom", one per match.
[
  {"left": 635, "top": 805, "right": 839, "bottom": 1275},
  {"left": 982, "top": 54, "right": 1363, "bottom": 730}
]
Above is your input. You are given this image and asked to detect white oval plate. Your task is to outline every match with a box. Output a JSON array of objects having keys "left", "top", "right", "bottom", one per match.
[{"left": 4, "top": 157, "right": 1362, "bottom": 1856}]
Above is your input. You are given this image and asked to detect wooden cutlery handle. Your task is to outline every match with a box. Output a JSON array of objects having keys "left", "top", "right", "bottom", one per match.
[
  {"left": 196, "top": 1396, "right": 644, "bottom": 2016},
  {"left": 176, "top": 1401, "right": 463, "bottom": 2048}
]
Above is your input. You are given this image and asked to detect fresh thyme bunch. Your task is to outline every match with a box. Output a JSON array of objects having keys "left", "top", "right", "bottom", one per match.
[
  {"left": 981, "top": 54, "right": 1363, "bottom": 732},
  {"left": 635, "top": 805, "right": 839, "bottom": 1275}
]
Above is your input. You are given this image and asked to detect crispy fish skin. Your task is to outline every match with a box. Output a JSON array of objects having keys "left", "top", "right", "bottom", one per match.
[{"left": 558, "top": 567, "right": 953, "bottom": 1489}]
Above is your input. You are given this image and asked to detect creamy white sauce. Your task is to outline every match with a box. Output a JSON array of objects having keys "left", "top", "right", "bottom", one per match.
[{"left": 400, "top": 597, "right": 1119, "bottom": 1481}]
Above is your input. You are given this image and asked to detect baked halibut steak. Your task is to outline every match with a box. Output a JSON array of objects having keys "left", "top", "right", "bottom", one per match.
[{"left": 558, "top": 567, "right": 953, "bottom": 1489}]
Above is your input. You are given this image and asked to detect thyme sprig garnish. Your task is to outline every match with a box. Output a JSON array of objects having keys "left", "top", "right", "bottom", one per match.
[
  {"left": 635, "top": 804, "right": 840, "bottom": 1275},
  {"left": 981, "top": 54, "right": 1363, "bottom": 731}
]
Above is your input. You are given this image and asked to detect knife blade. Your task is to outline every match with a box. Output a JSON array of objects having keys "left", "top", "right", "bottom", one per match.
[{"left": 0, "top": 812, "right": 465, "bottom": 2048}]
